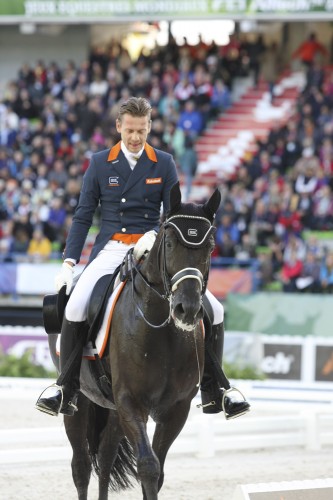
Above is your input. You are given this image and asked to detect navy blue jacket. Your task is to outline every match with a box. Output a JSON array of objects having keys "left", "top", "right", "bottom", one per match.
[{"left": 64, "top": 142, "right": 178, "bottom": 264}]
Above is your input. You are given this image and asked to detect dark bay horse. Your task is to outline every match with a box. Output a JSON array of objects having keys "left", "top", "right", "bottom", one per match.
[{"left": 49, "top": 182, "right": 221, "bottom": 499}]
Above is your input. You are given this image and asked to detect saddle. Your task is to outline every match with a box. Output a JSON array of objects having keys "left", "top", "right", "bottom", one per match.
[{"left": 43, "top": 252, "right": 131, "bottom": 342}]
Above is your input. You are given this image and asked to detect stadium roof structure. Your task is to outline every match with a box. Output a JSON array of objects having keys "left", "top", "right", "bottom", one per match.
[{"left": 1, "top": 0, "right": 333, "bottom": 24}]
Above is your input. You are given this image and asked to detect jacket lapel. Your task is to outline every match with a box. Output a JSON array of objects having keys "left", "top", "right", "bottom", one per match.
[{"left": 107, "top": 142, "right": 132, "bottom": 182}]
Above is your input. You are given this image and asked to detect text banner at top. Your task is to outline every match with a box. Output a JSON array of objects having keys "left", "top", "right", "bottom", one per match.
[{"left": 0, "top": 0, "right": 333, "bottom": 21}]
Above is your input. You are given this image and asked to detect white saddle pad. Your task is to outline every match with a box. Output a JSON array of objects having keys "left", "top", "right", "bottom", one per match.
[{"left": 56, "top": 281, "right": 126, "bottom": 359}]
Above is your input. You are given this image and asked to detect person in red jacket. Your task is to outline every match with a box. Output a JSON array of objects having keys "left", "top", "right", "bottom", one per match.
[{"left": 292, "top": 32, "right": 328, "bottom": 67}]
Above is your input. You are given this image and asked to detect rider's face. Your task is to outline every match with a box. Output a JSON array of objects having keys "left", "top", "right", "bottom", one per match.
[{"left": 116, "top": 114, "right": 151, "bottom": 153}]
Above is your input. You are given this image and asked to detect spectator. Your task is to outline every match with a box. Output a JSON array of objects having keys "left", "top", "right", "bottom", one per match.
[
  {"left": 261, "top": 42, "right": 282, "bottom": 102},
  {"left": 294, "top": 164, "right": 318, "bottom": 195},
  {"left": 215, "top": 214, "right": 240, "bottom": 257},
  {"left": 292, "top": 32, "right": 328, "bottom": 68},
  {"left": 235, "top": 233, "right": 257, "bottom": 261},
  {"left": 283, "top": 232, "right": 307, "bottom": 262},
  {"left": 319, "top": 252, "right": 333, "bottom": 293},
  {"left": 280, "top": 247, "right": 303, "bottom": 292},
  {"left": 312, "top": 185, "right": 333, "bottom": 230},
  {"left": 8, "top": 224, "right": 30, "bottom": 259},
  {"left": 220, "top": 33, "right": 242, "bottom": 87},
  {"left": 295, "top": 251, "right": 321, "bottom": 293},
  {"left": 27, "top": 227, "right": 52, "bottom": 262},
  {"left": 249, "top": 199, "right": 276, "bottom": 246},
  {"left": 242, "top": 34, "right": 266, "bottom": 87},
  {"left": 46, "top": 196, "right": 67, "bottom": 241},
  {"left": 177, "top": 99, "right": 204, "bottom": 139},
  {"left": 179, "top": 135, "right": 198, "bottom": 202},
  {"left": 210, "top": 78, "right": 232, "bottom": 118},
  {"left": 48, "top": 158, "right": 68, "bottom": 188},
  {"left": 173, "top": 75, "right": 196, "bottom": 105}
]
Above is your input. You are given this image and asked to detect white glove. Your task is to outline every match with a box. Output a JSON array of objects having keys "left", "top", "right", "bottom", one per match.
[
  {"left": 133, "top": 230, "right": 157, "bottom": 262},
  {"left": 55, "top": 262, "right": 74, "bottom": 295}
]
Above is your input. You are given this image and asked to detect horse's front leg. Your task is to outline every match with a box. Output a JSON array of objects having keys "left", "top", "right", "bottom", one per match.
[
  {"left": 117, "top": 392, "right": 160, "bottom": 500},
  {"left": 152, "top": 399, "right": 192, "bottom": 492}
]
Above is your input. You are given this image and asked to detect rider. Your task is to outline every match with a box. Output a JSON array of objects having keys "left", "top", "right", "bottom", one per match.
[{"left": 36, "top": 96, "right": 250, "bottom": 419}]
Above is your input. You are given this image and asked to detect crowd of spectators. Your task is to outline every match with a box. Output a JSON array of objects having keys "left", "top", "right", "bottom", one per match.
[
  {"left": 0, "top": 34, "right": 238, "bottom": 264},
  {"left": 1, "top": 30, "right": 333, "bottom": 294},
  {"left": 212, "top": 39, "right": 333, "bottom": 294}
]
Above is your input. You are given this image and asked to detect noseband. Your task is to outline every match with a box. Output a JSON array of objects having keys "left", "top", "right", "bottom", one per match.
[
  {"left": 130, "top": 214, "right": 214, "bottom": 329},
  {"left": 170, "top": 268, "right": 203, "bottom": 292}
]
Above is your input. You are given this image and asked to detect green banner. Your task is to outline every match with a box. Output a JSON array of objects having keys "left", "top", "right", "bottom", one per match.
[
  {"left": 0, "top": 0, "right": 332, "bottom": 19},
  {"left": 227, "top": 292, "right": 333, "bottom": 337}
]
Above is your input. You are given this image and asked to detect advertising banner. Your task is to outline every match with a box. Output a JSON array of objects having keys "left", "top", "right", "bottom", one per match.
[
  {"left": 261, "top": 343, "right": 302, "bottom": 380},
  {"left": 227, "top": 292, "right": 333, "bottom": 337},
  {"left": 1, "top": 324, "right": 333, "bottom": 383},
  {"left": 0, "top": 326, "right": 54, "bottom": 371},
  {"left": 224, "top": 331, "right": 333, "bottom": 383},
  {"left": 0, "top": 0, "right": 333, "bottom": 20},
  {"left": 315, "top": 345, "right": 333, "bottom": 382}
]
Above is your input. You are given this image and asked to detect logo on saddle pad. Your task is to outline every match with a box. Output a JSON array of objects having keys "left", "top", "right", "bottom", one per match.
[{"left": 188, "top": 229, "right": 198, "bottom": 237}]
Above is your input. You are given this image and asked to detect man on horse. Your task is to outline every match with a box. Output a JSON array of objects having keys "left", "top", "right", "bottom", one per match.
[{"left": 36, "top": 96, "right": 250, "bottom": 420}]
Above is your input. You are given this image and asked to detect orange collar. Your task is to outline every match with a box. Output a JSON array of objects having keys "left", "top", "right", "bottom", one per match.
[{"left": 107, "top": 142, "right": 157, "bottom": 163}]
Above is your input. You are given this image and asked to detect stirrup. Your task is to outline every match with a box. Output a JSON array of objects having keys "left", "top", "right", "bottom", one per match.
[
  {"left": 222, "top": 387, "right": 250, "bottom": 421},
  {"left": 35, "top": 383, "right": 63, "bottom": 417}
]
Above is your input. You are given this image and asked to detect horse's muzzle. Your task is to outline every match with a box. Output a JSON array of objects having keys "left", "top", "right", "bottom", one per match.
[{"left": 172, "top": 285, "right": 203, "bottom": 329}]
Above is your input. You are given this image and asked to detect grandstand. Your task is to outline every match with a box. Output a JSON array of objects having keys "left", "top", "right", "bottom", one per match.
[{"left": 1, "top": 10, "right": 333, "bottom": 298}]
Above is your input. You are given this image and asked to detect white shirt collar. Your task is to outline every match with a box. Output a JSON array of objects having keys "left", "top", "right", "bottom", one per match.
[{"left": 121, "top": 142, "right": 144, "bottom": 169}]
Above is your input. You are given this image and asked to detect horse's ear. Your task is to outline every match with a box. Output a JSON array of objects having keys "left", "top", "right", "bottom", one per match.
[
  {"left": 168, "top": 182, "right": 182, "bottom": 215},
  {"left": 203, "top": 188, "right": 221, "bottom": 221}
]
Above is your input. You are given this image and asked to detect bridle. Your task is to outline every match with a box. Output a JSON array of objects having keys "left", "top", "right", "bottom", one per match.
[{"left": 129, "top": 214, "right": 215, "bottom": 329}]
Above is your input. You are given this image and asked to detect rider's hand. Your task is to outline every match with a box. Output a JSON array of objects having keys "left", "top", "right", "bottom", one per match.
[
  {"left": 55, "top": 262, "right": 74, "bottom": 295},
  {"left": 133, "top": 230, "right": 157, "bottom": 262}
]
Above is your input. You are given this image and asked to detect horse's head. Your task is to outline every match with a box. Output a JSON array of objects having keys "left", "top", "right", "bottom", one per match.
[{"left": 145, "top": 182, "right": 221, "bottom": 332}]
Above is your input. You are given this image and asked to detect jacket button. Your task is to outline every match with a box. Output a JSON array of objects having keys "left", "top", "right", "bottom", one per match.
[
  {"left": 144, "top": 213, "right": 148, "bottom": 218},
  {"left": 121, "top": 198, "right": 126, "bottom": 202},
  {"left": 145, "top": 198, "right": 148, "bottom": 202},
  {"left": 120, "top": 212, "right": 123, "bottom": 216},
  {"left": 122, "top": 228, "right": 126, "bottom": 232}
]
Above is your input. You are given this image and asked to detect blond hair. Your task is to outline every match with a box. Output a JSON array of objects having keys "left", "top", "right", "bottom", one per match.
[{"left": 117, "top": 97, "right": 152, "bottom": 121}]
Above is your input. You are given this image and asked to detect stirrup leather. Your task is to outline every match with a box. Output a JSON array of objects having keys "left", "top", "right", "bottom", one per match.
[{"left": 35, "top": 383, "right": 63, "bottom": 417}]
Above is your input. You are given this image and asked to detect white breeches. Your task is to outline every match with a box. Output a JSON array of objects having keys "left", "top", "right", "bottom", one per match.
[
  {"left": 205, "top": 288, "right": 224, "bottom": 325},
  {"left": 65, "top": 241, "right": 224, "bottom": 325},
  {"left": 65, "top": 240, "right": 132, "bottom": 322}
]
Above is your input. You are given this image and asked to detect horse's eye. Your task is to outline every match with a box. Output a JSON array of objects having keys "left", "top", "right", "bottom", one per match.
[{"left": 166, "top": 240, "right": 173, "bottom": 250}]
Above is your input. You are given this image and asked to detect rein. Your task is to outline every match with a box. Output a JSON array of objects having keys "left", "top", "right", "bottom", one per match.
[
  {"left": 128, "top": 243, "right": 172, "bottom": 329},
  {"left": 129, "top": 214, "right": 213, "bottom": 329}
]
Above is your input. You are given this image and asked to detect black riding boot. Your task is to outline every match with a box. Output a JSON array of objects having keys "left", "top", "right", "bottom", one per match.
[
  {"left": 200, "top": 322, "right": 250, "bottom": 419},
  {"left": 36, "top": 318, "right": 86, "bottom": 417}
]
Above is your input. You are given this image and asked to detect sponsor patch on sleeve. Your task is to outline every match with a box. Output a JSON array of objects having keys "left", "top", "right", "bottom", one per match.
[{"left": 146, "top": 177, "right": 162, "bottom": 184}]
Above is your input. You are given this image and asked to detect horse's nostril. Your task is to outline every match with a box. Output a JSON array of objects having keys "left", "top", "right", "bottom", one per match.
[
  {"left": 174, "top": 303, "right": 185, "bottom": 316},
  {"left": 174, "top": 301, "right": 202, "bottom": 321}
]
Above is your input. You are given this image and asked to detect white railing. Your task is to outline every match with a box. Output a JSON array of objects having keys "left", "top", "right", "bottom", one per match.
[{"left": 1, "top": 378, "right": 333, "bottom": 465}]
